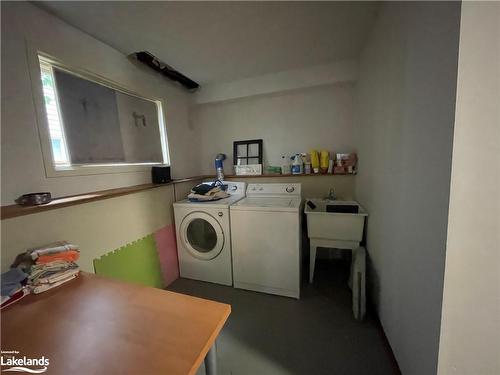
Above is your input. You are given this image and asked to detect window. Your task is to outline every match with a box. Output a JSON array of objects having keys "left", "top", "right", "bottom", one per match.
[{"left": 38, "top": 55, "right": 169, "bottom": 174}]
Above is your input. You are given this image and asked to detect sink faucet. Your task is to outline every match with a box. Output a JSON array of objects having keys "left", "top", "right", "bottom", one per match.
[{"left": 326, "top": 188, "right": 336, "bottom": 200}]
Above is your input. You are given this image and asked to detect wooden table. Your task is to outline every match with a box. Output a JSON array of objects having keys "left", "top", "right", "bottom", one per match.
[{"left": 1, "top": 272, "right": 231, "bottom": 375}]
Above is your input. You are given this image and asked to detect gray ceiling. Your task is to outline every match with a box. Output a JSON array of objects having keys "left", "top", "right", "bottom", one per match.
[{"left": 36, "top": 1, "right": 379, "bottom": 84}]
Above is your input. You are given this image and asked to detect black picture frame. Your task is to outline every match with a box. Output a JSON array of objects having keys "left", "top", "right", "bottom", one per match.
[{"left": 233, "top": 139, "right": 263, "bottom": 166}]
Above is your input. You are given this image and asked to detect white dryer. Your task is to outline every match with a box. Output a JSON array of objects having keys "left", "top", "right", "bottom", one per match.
[
  {"left": 173, "top": 181, "right": 246, "bottom": 286},
  {"left": 230, "top": 183, "right": 302, "bottom": 298}
]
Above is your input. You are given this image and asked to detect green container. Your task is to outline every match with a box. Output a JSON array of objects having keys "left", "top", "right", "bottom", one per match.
[{"left": 265, "top": 166, "right": 282, "bottom": 174}]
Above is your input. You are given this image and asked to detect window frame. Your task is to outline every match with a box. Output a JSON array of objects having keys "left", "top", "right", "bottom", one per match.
[
  {"left": 233, "top": 139, "right": 263, "bottom": 166},
  {"left": 28, "top": 49, "right": 171, "bottom": 178}
]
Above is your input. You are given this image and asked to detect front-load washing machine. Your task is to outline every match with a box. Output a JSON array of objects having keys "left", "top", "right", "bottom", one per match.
[{"left": 173, "top": 181, "right": 246, "bottom": 286}]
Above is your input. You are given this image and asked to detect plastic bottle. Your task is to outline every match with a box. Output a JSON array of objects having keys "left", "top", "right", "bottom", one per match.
[
  {"left": 320, "top": 150, "right": 329, "bottom": 174},
  {"left": 327, "top": 159, "right": 334, "bottom": 174},
  {"left": 310, "top": 150, "right": 320, "bottom": 173},
  {"left": 291, "top": 154, "right": 303, "bottom": 174},
  {"left": 305, "top": 162, "right": 312, "bottom": 174},
  {"left": 215, "top": 153, "right": 226, "bottom": 181},
  {"left": 281, "top": 155, "right": 291, "bottom": 175},
  {"left": 215, "top": 159, "right": 224, "bottom": 180}
]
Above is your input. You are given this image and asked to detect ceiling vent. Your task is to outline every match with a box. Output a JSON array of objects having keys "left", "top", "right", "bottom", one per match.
[{"left": 134, "top": 51, "right": 199, "bottom": 91}]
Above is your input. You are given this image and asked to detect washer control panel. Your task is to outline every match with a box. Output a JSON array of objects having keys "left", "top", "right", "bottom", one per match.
[
  {"left": 246, "top": 183, "right": 301, "bottom": 197},
  {"left": 219, "top": 181, "right": 247, "bottom": 196}
]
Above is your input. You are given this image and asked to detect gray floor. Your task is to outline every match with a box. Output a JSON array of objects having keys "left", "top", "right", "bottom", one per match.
[{"left": 168, "top": 259, "right": 401, "bottom": 375}]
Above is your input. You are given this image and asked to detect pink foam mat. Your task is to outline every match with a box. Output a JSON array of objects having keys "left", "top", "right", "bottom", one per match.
[{"left": 154, "top": 224, "right": 179, "bottom": 287}]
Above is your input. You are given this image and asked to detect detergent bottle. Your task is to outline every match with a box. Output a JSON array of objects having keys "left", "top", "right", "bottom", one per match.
[{"left": 291, "top": 154, "right": 303, "bottom": 175}]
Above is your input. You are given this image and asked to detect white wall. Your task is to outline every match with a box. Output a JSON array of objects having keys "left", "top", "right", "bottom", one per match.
[
  {"left": 438, "top": 2, "right": 500, "bottom": 374},
  {"left": 1, "top": 2, "right": 200, "bottom": 205},
  {"left": 225, "top": 175, "right": 355, "bottom": 201},
  {"left": 193, "top": 83, "right": 357, "bottom": 175},
  {"left": 1, "top": 186, "right": 175, "bottom": 273},
  {"left": 354, "top": 2, "right": 461, "bottom": 374},
  {"left": 194, "top": 60, "right": 357, "bottom": 104}
]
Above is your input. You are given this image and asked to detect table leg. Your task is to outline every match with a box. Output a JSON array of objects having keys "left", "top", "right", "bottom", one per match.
[{"left": 204, "top": 342, "right": 217, "bottom": 375}]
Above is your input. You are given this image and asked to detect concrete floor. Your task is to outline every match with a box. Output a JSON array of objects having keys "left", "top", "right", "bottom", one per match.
[{"left": 168, "top": 259, "right": 401, "bottom": 375}]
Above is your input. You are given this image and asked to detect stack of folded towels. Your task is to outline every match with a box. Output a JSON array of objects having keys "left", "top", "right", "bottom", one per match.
[
  {"left": 188, "top": 181, "right": 229, "bottom": 202},
  {"left": 1, "top": 241, "right": 80, "bottom": 309},
  {"left": 27, "top": 241, "right": 80, "bottom": 294}
]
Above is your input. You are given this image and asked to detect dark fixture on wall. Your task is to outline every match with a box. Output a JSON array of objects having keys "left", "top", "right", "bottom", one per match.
[
  {"left": 151, "top": 166, "right": 172, "bottom": 184},
  {"left": 134, "top": 51, "right": 199, "bottom": 91}
]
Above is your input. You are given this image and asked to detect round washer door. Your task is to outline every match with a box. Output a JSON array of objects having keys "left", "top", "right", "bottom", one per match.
[{"left": 180, "top": 211, "right": 225, "bottom": 260}]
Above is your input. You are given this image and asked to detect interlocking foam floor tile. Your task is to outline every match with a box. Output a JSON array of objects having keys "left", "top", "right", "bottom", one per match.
[
  {"left": 154, "top": 224, "right": 179, "bottom": 287},
  {"left": 93, "top": 234, "right": 164, "bottom": 288}
]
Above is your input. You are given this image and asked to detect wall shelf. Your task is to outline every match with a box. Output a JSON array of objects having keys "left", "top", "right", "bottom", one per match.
[
  {"left": 224, "top": 173, "right": 356, "bottom": 179},
  {"left": 1, "top": 173, "right": 355, "bottom": 220},
  {"left": 1, "top": 176, "right": 206, "bottom": 220}
]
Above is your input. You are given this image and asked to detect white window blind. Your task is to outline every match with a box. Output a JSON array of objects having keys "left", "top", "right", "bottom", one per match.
[{"left": 39, "top": 60, "right": 70, "bottom": 165}]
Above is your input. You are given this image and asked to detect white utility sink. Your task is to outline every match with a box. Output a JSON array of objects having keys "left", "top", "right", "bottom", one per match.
[
  {"left": 305, "top": 199, "right": 367, "bottom": 245},
  {"left": 305, "top": 199, "right": 368, "bottom": 312},
  {"left": 305, "top": 199, "right": 368, "bottom": 320}
]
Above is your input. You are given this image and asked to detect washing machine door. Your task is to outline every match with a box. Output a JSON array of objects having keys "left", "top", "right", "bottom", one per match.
[{"left": 180, "top": 211, "right": 225, "bottom": 260}]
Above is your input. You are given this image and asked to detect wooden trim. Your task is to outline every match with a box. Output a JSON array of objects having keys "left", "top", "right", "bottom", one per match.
[{"left": 1, "top": 176, "right": 207, "bottom": 220}]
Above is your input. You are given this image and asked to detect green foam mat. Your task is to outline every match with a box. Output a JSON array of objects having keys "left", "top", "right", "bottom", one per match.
[{"left": 93, "top": 234, "right": 164, "bottom": 288}]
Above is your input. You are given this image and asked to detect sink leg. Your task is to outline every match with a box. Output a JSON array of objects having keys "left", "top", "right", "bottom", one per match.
[{"left": 309, "top": 243, "right": 317, "bottom": 283}]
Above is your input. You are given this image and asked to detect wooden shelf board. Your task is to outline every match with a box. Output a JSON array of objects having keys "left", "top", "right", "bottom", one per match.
[
  {"left": 1, "top": 176, "right": 206, "bottom": 220},
  {"left": 224, "top": 173, "right": 356, "bottom": 178},
  {"left": 1, "top": 173, "right": 354, "bottom": 220}
]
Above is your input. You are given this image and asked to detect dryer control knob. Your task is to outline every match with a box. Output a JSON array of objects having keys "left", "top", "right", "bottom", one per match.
[
  {"left": 286, "top": 186, "right": 295, "bottom": 193},
  {"left": 218, "top": 212, "right": 223, "bottom": 217}
]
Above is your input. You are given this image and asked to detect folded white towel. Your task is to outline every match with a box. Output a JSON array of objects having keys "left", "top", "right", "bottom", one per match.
[
  {"left": 31, "top": 273, "right": 78, "bottom": 294},
  {"left": 28, "top": 241, "right": 79, "bottom": 260},
  {"left": 35, "top": 268, "right": 80, "bottom": 284}
]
